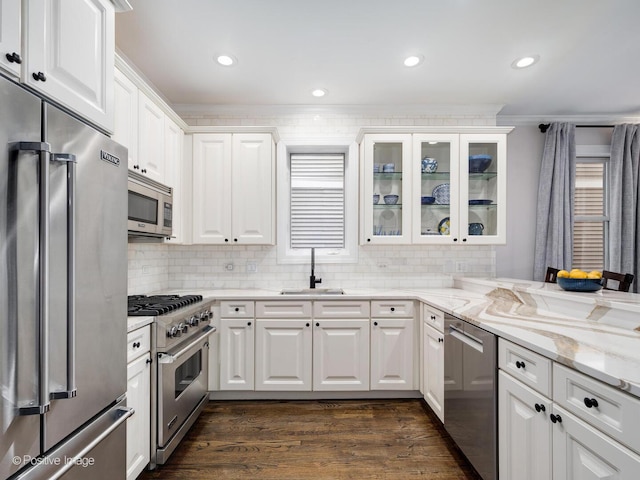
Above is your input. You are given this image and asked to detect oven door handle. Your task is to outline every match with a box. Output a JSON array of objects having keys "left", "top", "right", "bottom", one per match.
[
  {"left": 158, "top": 326, "right": 216, "bottom": 364},
  {"left": 449, "top": 325, "right": 484, "bottom": 353}
]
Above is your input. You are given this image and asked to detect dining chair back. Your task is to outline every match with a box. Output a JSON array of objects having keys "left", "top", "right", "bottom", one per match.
[
  {"left": 545, "top": 267, "right": 560, "bottom": 283},
  {"left": 602, "top": 270, "right": 634, "bottom": 292}
]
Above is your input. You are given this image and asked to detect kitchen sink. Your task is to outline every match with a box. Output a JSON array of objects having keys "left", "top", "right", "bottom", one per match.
[{"left": 280, "top": 288, "right": 345, "bottom": 295}]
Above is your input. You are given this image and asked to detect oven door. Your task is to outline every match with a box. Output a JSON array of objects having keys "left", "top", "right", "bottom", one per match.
[{"left": 157, "top": 326, "right": 215, "bottom": 448}]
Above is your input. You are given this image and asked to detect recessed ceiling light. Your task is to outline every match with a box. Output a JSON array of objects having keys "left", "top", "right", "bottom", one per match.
[
  {"left": 404, "top": 55, "right": 424, "bottom": 67},
  {"left": 512, "top": 55, "right": 540, "bottom": 69},
  {"left": 311, "top": 88, "right": 327, "bottom": 97},
  {"left": 216, "top": 54, "right": 237, "bottom": 66}
]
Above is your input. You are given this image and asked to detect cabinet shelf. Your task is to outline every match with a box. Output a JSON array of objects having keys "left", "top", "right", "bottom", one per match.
[
  {"left": 469, "top": 172, "right": 498, "bottom": 181},
  {"left": 373, "top": 204, "right": 403, "bottom": 209},
  {"left": 373, "top": 172, "right": 403, "bottom": 179}
]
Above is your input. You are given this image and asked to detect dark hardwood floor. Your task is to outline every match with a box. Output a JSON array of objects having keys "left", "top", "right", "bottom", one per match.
[{"left": 140, "top": 399, "right": 481, "bottom": 479}]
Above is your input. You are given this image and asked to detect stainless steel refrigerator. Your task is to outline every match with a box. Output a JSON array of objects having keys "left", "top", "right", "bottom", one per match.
[{"left": 0, "top": 75, "right": 132, "bottom": 479}]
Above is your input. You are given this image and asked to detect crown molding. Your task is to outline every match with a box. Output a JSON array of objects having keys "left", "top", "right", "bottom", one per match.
[
  {"left": 497, "top": 114, "right": 640, "bottom": 126},
  {"left": 173, "top": 103, "right": 504, "bottom": 118}
]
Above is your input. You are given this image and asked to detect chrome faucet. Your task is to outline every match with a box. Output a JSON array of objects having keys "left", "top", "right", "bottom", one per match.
[{"left": 309, "top": 248, "right": 322, "bottom": 289}]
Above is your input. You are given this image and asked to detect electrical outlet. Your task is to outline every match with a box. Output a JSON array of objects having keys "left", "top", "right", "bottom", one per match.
[
  {"left": 246, "top": 261, "right": 257, "bottom": 273},
  {"left": 377, "top": 261, "right": 389, "bottom": 269},
  {"left": 225, "top": 263, "right": 234, "bottom": 271}
]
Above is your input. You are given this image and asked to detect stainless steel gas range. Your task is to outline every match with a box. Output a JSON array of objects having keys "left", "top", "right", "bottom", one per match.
[{"left": 128, "top": 294, "right": 217, "bottom": 468}]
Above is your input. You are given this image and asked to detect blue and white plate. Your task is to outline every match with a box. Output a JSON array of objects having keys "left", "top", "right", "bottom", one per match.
[
  {"left": 432, "top": 183, "right": 450, "bottom": 204},
  {"left": 438, "top": 217, "right": 450, "bottom": 235}
]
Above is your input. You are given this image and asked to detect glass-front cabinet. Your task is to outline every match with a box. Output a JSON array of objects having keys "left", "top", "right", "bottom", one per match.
[
  {"left": 359, "top": 128, "right": 511, "bottom": 245},
  {"left": 361, "top": 134, "right": 412, "bottom": 244}
]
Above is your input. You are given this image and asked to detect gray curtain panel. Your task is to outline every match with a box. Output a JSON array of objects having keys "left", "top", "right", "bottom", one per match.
[
  {"left": 608, "top": 124, "right": 640, "bottom": 293},
  {"left": 533, "top": 123, "right": 576, "bottom": 281}
]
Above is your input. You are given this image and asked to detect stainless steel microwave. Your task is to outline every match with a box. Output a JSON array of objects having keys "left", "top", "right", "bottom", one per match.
[{"left": 128, "top": 170, "right": 173, "bottom": 238}]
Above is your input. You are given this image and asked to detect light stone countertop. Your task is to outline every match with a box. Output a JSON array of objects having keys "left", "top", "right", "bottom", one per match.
[
  {"left": 129, "top": 278, "right": 640, "bottom": 398},
  {"left": 127, "top": 315, "right": 153, "bottom": 333}
]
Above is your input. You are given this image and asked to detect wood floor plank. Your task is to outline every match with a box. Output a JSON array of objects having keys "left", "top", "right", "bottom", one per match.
[{"left": 139, "top": 399, "right": 481, "bottom": 479}]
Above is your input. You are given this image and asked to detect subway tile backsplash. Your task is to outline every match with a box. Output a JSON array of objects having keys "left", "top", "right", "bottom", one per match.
[{"left": 128, "top": 243, "right": 495, "bottom": 294}]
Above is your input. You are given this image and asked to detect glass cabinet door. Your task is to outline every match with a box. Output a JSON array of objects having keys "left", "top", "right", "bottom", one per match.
[
  {"left": 460, "top": 134, "right": 506, "bottom": 244},
  {"left": 362, "top": 134, "right": 412, "bottom": 244},
  {"left": 412, "top": 134, "right": 460, "bottom": 244}
]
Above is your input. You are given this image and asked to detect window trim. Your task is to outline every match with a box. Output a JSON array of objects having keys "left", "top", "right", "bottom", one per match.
[{"left": 276, "top": 138, "right": 359, "bottom": 264}]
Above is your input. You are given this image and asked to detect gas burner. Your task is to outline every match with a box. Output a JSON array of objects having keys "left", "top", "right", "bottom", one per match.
[{"left": 127, "top": 294, "right": 204, "bottom": 316}]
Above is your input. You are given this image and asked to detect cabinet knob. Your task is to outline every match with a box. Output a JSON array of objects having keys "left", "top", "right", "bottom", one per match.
[
  {"left": 306, "top": 323, "right": 310, "bottom": 327},
  {"left": 453, "top": 238, "right": 458, "bottom": 242},
  {"left": 390, "top": 307, "right": 395, "bottom": 312},
  {"left": 316, "top": 322, "right": 319, "bottom": 327},
  {"left": 247, "top": 321, "right": 252, "bottom": 326},
  {"left": 141, "top": 168, "right": 147, "bottom": 173},
  {"left": 430, "top": 315, "right": 436, "bottom": 320},
  {"left": 6, "top": 52, "right": 22, "bottom": 64},
  {"left": 234, "top": 307, "right": 239, "bottom": 312},
  {"left": 225, "top": 238, "right": 229, "bottom": 242},
  {"left": 367, "top": 238, "right": 371, "bottom": 242},
  {"left": 462, "top": 238, "right": 467, "bottom": 242},
  {"left": 583, "top": 397, "right": 599, "bottom": 409},
  {"left": 438, "top": 338, "right": 443, "bottom": 343},
  {"left": 373, "top": 321, "right": 378, "bottom": 326},
  {"left": 133, "top": 164, "right": 139, "bottom": 170},
  {"left": 534, "top": 403, "right": 546, "bottom": 413},
  {"left": 515, "top": 361, "right": 526, "bottom": 369},
  {"left": 146, "top": 358, "right": 153, "bottom": 364},
  {"left": 234, "top": 238, "right": 238, "bottom": 242},
  {"left": 550, "top": 414, "right": 562, "bottom": 424},
  {"left": 133, "top": 341, "right": 140, "bottom": 349},
  {"left": 32, "top": 71, "right": 46, "bottom": 82}
]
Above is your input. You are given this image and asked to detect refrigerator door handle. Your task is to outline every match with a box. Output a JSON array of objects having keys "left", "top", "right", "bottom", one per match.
[
  {"left": 50, "top": 153, "right": 78, "bottom": 400},
  {"left": 11, "top": 141, "right": 52, "bottom": 416}
]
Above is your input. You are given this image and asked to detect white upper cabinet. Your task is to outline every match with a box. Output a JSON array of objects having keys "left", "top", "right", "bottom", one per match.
[
  {"left": 113, "top": 68, "right": 138, "bottom": 169},
  {"left": 164, "top": 117, "right": 184, "bottom": 243},
  {"left": 24, "top": 0, "right": 114, "bottom": 132},
  {"left": 137, "top": 91, "right": 166, "bottom": 183},
  {"left": 192, "top": 132, "right": 275, "bottom": 245},
  {"left": 0, "top": 0, "right": 21, "bottom": 77},
  {"left": 359, "top": 127, "right": 511, "bottom": 245}
]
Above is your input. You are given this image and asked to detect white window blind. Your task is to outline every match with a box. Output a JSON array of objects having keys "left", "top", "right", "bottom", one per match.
[
  {"left": 290, "top": 153, "right": 345, "bottom": 249},
  {"left": 573, "top": 161, "right": 607, "bottom": 270}
]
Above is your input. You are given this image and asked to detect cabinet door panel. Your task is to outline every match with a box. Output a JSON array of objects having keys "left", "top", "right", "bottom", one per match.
[
  {"left": 137, "top": 91, "right": 165, "bottom": 183},
  {"left": 164, "top": 117, "right": 184, "bottom": 242},
  {"left": 371, "top": 318, "right": 414, "bottom": 390},
  {"left": 552, "top": 406, "right": 640, "bottom": 480},
  {"left": 255, "top": 320, "right": 311, "bottom": 391},
  {"left": 231, "top": 134, "right": 274, "bottom": 244},
  {"left": 126, "top": 353, "right": 151, "bottom": 480},
  {"left": 313, "top": 319, "right": 369, "bottom": 391},
  {"left": 192, "top": 134, "right": 232, "bottom": 243},
  {"left": 219, "top": 319, "right": 254, "bottom": 390},
  {"left": 26, "top": 0, "right": 114, "bottom": 131},
  {"left": 498, "top": 371, "right": 552, "bottom": 480},
  {"left": 0, "top": 0, "right": 21, "bottom": 76},
  {"left": 424, "top": 324, "right": 444, "bottom": 422},
  {"left": 113, "top": 68, "right": 138, "bottom": 170}
]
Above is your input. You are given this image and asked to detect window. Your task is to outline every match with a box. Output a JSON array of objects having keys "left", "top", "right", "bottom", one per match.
[
  {"left": 276, "top": 141, "right": 359, "bottom": 264},
  {"left": 573, "top": 146, "right": 609, "bottom": 271},
  {"left": 290, "top": 154, "right": 345, "bottom": 248}
]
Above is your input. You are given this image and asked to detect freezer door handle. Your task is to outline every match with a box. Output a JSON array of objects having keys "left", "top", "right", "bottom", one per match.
[
  {"left": 49, "top": 153, "right": 78, "bottom": 400},
  {"left": 12, "top": 143, "right": 52, "bottom": 415}
]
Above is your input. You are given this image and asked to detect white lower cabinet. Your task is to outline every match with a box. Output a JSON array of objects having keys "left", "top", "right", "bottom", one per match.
[
  {"left": 219, "top": 318, "right": 255, "bottom": 390},
  {"left": 313, "top": 319, "right": 370, "bottom": 391},
  {"left": 423, "top": 323, "right": 444, "bottom": 422},
  {"left": 255, "top": 319, "right": 312, "bottom": 391},
  {"left": 499, "top": 339, "right": 640, "bottom": 480},
  {"left": 126, "top": 330, "right": 151, "bottom": 480},
  {"left": 370, "top": 318, "right": 414, "bottom": 390}
]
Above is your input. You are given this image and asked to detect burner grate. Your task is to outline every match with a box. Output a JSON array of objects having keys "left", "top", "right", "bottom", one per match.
[{"left": 127, "top": 294, "right": 203, "bottom": 316}]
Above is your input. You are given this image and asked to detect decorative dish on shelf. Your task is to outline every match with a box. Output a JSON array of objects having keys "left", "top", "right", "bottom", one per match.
[
  {"left": 432, "top": 183, "right": 450, "bottom": 205},
  {"left": 438, "top": 217, "right": 450, "bottom": 235},
  {"left": 421, "top": 196, "right": 436, "bottom": 205},
  {"left": 469, "top": 199, "right": 493, "bottom": 205}
]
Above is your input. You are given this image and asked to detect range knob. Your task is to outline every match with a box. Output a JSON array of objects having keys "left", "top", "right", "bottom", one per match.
[
  {"left": 188, "top": 315, "right": 199, "bottom": 327},
  {"left": 202, "top": 309, "right": 212, "bottom": 319},
  {"left": 167, "top": 326, "right": 178, "bottom": 338},
  {"left": 177, "top": 322, "right": 187, "bottom": 334}
]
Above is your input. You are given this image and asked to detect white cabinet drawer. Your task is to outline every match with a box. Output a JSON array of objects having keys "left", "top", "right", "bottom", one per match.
[
  {"left": 220, "top": 301, "right": 255, "bottom": 318},
  {"left": 553, "top": 363, "right": 640, "bottom": 454},
  {"left": 498, "top": 339, "right": 552, "bottom": 397},
  {"left": 255, "top": 301, "right": 312, "bottom": 318},
  {"left": 127, "top": 325, "right": 151, "bottom": 363},
  {"left": 423, "top": 304, "right": 444, "bottom": 332},
  {"left": 371, "top": 300, "right": 414, "bottom": 318},
  {"left": 313, "top": 301, "right": 370, "bottom": 318}
]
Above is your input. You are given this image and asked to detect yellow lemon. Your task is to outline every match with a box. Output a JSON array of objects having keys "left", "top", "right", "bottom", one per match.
[
  {"left": 569, "top": 270, "right": 588, "bottom": 279},
  {"left": 570, "top": 268, "right": 583, "bottom": 273},
  {"left": 557, "top": 270, "right": 570, "bottom": 278},
  {"left": 588, "top": 270, "right": 602, "bottom": 279}
]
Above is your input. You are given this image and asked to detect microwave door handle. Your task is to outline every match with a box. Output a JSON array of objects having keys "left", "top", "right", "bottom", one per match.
[
  {"left": 50, "top": 153, "right": 78, "bottom": 399},
  {"left": 10, "top": 142, "right": 52, "bottom": 415}
]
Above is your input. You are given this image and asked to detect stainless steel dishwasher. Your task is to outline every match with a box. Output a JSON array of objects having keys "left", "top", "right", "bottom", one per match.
[{"left": 444, "top": 314, "right": 497, "bottom": 480}]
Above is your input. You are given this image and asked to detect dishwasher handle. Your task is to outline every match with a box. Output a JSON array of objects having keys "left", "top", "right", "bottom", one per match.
[{"left": 449, "top": 324, "right": 484, "bottom": 353}]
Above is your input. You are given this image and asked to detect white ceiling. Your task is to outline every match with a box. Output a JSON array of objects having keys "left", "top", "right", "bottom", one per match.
[{"left": 115, "top": 0, "right": 640, "bottom": 118}]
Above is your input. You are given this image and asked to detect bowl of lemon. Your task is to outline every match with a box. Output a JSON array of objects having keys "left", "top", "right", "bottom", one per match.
[{"left": 556, "top": 269, "right": 603, "bottom": 292}]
